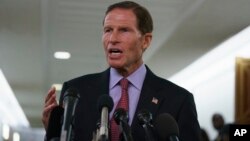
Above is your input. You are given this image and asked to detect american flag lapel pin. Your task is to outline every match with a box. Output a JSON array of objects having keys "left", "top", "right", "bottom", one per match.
[{"left": 151, "top": 97, "right": 158, "bottom": 104}]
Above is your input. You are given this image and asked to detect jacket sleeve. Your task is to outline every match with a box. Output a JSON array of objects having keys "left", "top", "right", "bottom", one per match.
[{"left": 177, "top": 94, "right": 201, "bottom": 141}]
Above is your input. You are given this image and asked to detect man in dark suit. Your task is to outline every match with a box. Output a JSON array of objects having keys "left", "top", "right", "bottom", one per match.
[{"left": 42, "top": 1, "right": 201, "bottom": 141}]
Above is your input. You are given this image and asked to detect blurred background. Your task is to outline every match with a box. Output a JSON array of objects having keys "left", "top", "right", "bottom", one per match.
[{"left": 1, "top": 0, "right": 250, "bottom": 140}]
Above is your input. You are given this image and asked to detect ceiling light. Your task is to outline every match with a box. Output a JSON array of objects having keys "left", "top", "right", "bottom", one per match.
[
  {"left": 2, "top": 124, "right": 10, "bottom": 140},
  {"left": 13, "top": 132, "right": 20, "bottom": 141},
  {"left": 52, "top": 83, "right": 62, "bottom": 91},
  {"left": 54, "top": 51, "right": 71, "bottom": 59}
]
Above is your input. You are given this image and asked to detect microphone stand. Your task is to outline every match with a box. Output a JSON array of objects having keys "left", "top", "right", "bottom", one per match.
[
  {"left": 114, "top": 108, "right": 134, "bottom": 141},
  {"left": 49, "top": 137, "right": 60, "bottom": 141},
  {"left": 137, "top": 109, "right": 156, "bottom": 141},
  {"left": 169, "top": 136, "right": 179, "bottom": 141},
  {"left": 60, "top": 88, "right": 79, "bottom": 141},
  {"left": 141, "top": 124, "right": 155, "bottom": 141},
  {"left": 119, "top": 120, "right": 134, "bottom": 141}
]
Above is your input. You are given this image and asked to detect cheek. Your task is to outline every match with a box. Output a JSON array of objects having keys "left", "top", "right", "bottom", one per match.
[
  {"left": 102, "top": 36, "right": 108, "bottom": 48},
  {"left": 132, "top": 41, "right": 144, "bottom": 54},
  {"left": 128, "top": 46, "right": 143, "bottom": 59},
  {"left": 102, "top": 35, "right": 105, "bottom": 43}
]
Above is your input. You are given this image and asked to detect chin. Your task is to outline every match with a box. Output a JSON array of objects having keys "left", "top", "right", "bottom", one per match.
[
  {"left": 110, "top": 65, "right": 122, "bottom": 69},
  {"left": 109, "top": 63, "right": 124, "bottom": 69}
]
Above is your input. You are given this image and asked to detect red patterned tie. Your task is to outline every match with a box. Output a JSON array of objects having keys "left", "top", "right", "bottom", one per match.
[{"left": 110, "top": 78, "right": 129, "bottom": 141}]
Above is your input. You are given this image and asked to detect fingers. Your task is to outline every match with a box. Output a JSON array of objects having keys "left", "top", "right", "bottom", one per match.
[
  {"left": 45, "top": 86, "right": 56, "bottom": 104},
  {"left": 45, "top": 93, "right": 57, "bottom": 107},
  {"left": 42, "top": 102, "right": 57, "bottom": 119},
  {"left": 42, "top": 86, "right": 58, "bottom": 130},
  {"left": 42, "top": 103, "right": 57, "bottom": 120},
  {"left": 43, "top": 96, "right": 58, "bottom": 117},
  {"left": 42, "top": 103, "right": 58, "bottom": 131}
]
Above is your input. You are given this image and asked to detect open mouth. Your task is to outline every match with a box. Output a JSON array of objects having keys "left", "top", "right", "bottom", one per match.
[{"left": 109, "top": 48, "right": 123, "bottom": 54}]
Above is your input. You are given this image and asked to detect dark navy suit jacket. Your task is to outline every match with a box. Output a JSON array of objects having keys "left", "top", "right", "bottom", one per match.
[{"left": 59, "top": 67, "right": 201, "bottom": 141}]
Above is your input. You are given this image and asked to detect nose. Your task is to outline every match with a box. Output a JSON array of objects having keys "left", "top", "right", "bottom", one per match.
[{"left": 109, "top": 31, "right": 119, "bottom": 43}]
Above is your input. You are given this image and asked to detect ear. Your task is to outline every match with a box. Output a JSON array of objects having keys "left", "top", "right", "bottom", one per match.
[{"left": 142, "top": 33, "right": 152, "bottom": 52}]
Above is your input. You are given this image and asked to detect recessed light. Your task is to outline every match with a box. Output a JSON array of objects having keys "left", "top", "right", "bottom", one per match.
[
  {"left": 13, "top": 132, "right": 20, "bottom": 141},
  {"left": 2, "top": 124, "right": 10, "bottom": 140},
  {"left": 54, "top": 51, "right": 71, "bottom": 59},
  {"left": 52, "top": 83, "right": 62, "bottom": 91}
]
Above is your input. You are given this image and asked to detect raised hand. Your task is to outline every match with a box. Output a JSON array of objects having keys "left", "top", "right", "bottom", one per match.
[{"left": 42, "top": 86, "right": 58, "bottom": 131}]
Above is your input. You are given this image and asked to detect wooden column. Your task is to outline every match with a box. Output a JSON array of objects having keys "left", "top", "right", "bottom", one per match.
[{"left": 235, "top": 57, "right": 250, "bottom": 124}]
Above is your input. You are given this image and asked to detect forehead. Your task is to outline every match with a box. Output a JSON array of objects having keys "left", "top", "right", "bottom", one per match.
[{"left": 104, "top": 8, "right": 137, "bottom": 26}]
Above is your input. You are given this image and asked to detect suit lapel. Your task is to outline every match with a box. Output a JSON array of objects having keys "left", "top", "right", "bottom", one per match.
[
  {"left": 99, "top": 68, "right": 110, "bottom": 95},
  {"left": 131, "top": 67, "right": 165, "bottom": 130}
]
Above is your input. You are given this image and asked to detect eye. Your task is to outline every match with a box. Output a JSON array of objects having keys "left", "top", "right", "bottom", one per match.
[
  {"left": 120, "top": 28, "right": 129, "bottom": 32},
  {"left": 104, "top": 28, "right": 112, "bottom": 33}
]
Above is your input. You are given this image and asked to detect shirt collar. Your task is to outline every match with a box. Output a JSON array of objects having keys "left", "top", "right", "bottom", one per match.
[{"left": 110, "top": 64, "right": 147, "bottom": 90}]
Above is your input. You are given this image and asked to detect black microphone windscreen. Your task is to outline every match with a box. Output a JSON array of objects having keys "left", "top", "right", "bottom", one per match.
[
  {"left": 97, "top": 95, "right": 114, "bottom": 112},
  {"left": 114, "top": 108, "right": 128, "bottom": 124},
  {"left": 154, "top": 113, "right": 179, "bottom": 140},
  {"left": 46, "top": 106, "right": 64, "bottom": 141},
  {"left": 137, "top": 109, "right": 153, "bottom": 126},
  {"left": 63, "top": 88, "right": 80, "bottom": 99}
]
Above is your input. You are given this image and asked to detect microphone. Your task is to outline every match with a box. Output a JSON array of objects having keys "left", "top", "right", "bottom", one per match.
[
  {"left": 137, "top": 109, "right": 156, "bottom": 141},
  {"left": 60, "top": 88, "right": 80, "bottom": 141},
  {"left": 46, "top": 106, "right": 64, "bottom": 141},
  {"left": 49, "top": 138, "right": 60, "bottom": 141},
  {"left": 154, "top": 113, "right": 180, "bottom": 141},
  {"left": 92, "top": 119, "right": 101, "bottom": 141},
  {"left": 97, "top": 95, "right": 114, "bottom": 141},
  {"left": 114, "top": 108, "right": 134, "bottom": 141}
]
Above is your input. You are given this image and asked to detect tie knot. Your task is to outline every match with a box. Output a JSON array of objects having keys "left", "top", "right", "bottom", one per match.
[{"left": 120, "top": 78, "right": 129, "bottom": 90}]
